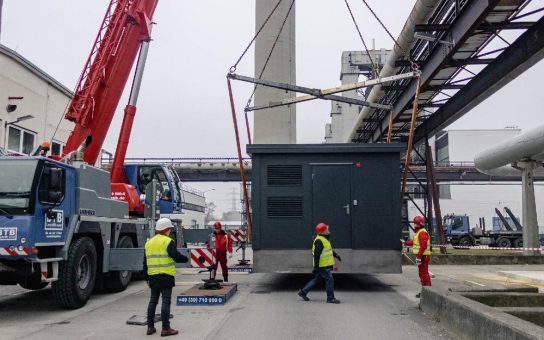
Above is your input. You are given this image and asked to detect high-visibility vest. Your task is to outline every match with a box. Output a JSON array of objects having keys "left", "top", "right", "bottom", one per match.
[
  {"left": 413, "top": 228, "right": 431, "bottom": 256},
  {"left": 312, "top": 235, "right": 336, "bottom": 268},
  {"left": 145, "top": 234, "right": 176, "bottom": 276}
]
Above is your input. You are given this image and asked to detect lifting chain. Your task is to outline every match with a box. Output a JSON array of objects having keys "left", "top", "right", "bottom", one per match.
[
  {"left": 360, "top": 0, "right": 419, "bottom": 71},
  {"left": 244, "top": 0, "right": 296, "bottom": 112},
  {"left": 229, "top": 0, "right": 285, "bottom": 74},
  {"left": 344, "top": 0, "right": 379, "bottom": 76}
]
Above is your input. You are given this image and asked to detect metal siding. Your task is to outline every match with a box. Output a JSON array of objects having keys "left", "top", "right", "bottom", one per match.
[{"left": 252, "top": 144, "right": 402, "bottom": 252}]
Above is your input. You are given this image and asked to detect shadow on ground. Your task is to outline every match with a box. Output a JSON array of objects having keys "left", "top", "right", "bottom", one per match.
[{"left": 251, "top": 274, "right": 394, "bottom": 293}]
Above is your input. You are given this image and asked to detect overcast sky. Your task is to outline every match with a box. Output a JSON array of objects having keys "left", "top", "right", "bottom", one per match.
[{"left": 2, "top": 0, "right": 543, "bottom": 214}]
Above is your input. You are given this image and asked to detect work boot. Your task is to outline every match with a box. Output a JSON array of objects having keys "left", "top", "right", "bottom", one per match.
[
  {"left": 146, "top": 326, "right": 156, "bottom": 335},
  {"left": 161, "top": 328, "right": 179, "bottom": 337},
  {"left": 297, "top": 290, "right": 309, "bottom": 301},
  {"left": 327, "top": 298, "right": 341, "bottom": 304},
  {"left": 415, "top": 293, "right": 421, "bottom": 298}
]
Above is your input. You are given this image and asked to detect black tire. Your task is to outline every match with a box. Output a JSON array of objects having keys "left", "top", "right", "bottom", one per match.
[
  {"left": 52, "top": 237, "right": 97, "bottom": 309},
  {"left": 514, "top": 238, "right": 523, "bottom": 248},
  {"left": 458, "top": 237, "right": 473, "bottom": 247},
  {"left": 496, "top": 237, "right": 512, "bottom": 248},
  {"left": 104, "top": 235, "right": 134, "bottom": 292},
  {"left": 18, "top": 276, "right": 49, "bottom": 290}
]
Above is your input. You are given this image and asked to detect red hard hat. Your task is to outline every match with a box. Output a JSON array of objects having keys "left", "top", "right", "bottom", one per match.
[
  {"left": 413, "top": 216, "right": 425, "bottom": 226},
  {"left": 315, "top": 222, "right": 329, "bottom": 235},
  {"left": 213, "top": 221, "right": 222, "bottom": 229}
]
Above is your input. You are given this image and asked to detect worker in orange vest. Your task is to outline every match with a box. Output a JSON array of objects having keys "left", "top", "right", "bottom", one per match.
[
  {"left": 404, "top": 215, "right": 431, "bottom": 297},
  {"left": 211, "top": 221, "right": 233, "bottom": 282}
]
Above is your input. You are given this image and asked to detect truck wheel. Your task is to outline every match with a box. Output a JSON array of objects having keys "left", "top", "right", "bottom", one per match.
[
  {"left": 458, "top": 237, "right": 473, "bottom": 247},
  {"left": 514, "top": 239, "right": 523, "bottom": 248},
  {"left": 18, "top": 276, "right": 49, "bottom": 290},
  {"left": 496, "top": 237, "right": 512, "bottom": 248},
  {"left": 52, "top": 237, "right": 97, "bottom": 309},
  {"left": 104, "top": 235, "right": 134, "bottom": 292}
]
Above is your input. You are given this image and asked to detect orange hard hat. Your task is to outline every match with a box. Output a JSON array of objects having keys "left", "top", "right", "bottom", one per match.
[
  {"left": 413, "top": 216, "right": 425, "bottom": 226},
  {"left": 315, "top": 222, "right": 329, "bottom": 235},
  {"left": 41, "top": 142, "right": 50, "bottom": 150},
  {"left": 213, "top": 221, "right": 222, "bottom": 229}
]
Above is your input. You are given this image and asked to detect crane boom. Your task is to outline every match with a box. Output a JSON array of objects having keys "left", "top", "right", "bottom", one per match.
[{"left": 63, "top": 0, "right": 158, "bottom": 165}]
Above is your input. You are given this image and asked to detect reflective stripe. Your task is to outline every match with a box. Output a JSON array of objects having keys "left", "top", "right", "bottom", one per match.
[
  {"left": 312, "top": 235, "right": 336, "bottom": 268},
  {"left": 146, "top": 254, "right": 170, "bottom": 259},
  {"left": 148, "top": 262, "right": 175, "bottom": 269},
  {"left": 412, "top": 228, "right": 431, "bottom": 255}
]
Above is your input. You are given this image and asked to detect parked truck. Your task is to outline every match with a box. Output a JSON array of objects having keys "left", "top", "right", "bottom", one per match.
[{"left": 444, "top": 213, "right": 523, "bottom": 248}]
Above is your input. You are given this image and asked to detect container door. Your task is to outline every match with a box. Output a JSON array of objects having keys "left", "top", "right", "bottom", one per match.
[{"left": 312, "top": 165, "right": 351, "bottom": 248}]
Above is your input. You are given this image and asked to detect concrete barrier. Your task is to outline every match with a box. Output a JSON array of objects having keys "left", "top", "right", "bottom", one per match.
[{"left": 420, "top": 287, "right": 544, "bottom": 339}]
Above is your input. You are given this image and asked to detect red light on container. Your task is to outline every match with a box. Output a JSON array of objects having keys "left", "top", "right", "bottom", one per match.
[
  {"left": 355, "top": 161, "right": 362, "bottom": 168},
  {"left": 31, "top": 246, "right": 39, "bottom": 254}
]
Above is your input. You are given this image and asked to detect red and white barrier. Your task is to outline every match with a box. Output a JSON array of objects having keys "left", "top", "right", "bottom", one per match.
[
  {"left": 428, "top": 244, "right": 543, "bottom": 251},
  {"left": 0, "top": 247, "right": 29, "bottom": 256},
  {"left": 190, "top": 248, "right": 215, "bottom": 268},
  {"left": 229, "top": 229, "right": 246, "bottom": 243}
]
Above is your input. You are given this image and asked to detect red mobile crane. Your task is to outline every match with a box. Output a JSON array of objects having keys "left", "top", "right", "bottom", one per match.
[
  {"left": 62, "top": 0, "right": 159, "bottom": 213},
  {"left": 0, "top": 0, "right": 183, "bottom": 309}
]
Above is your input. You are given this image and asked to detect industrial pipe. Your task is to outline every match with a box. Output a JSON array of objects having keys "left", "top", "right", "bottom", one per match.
[
  {"left": 346, "top": 0, "right": 441, "bottom": 142},
  {"left": 474, "top": 124, "right": 544, "bottom": 172}
]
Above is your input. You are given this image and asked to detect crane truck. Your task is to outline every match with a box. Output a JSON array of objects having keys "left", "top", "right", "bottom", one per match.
[{"left": 0, "top": 0, "right": 187, "bottom": 309}]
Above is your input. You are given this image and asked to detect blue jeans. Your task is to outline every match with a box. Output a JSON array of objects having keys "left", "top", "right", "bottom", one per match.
[
  {"left": 147, "top": 286, "right": 172, "bottom": 329},
  {"left": 301, "top": 268, "right": 335, "bottom": 300}
]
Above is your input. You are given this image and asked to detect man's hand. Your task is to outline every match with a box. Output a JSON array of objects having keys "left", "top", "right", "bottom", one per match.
[
  {"left": 145, "top": 280, "right": 149, "bottom": 287},
  {"left": 415, "top": 256, "right": 422, "bottom": 266}
]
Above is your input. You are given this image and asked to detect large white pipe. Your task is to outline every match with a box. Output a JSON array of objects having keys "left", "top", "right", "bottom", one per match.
[
  {"left": 475, "top": 124, "right": 544, "bottom": 172},
  {"left": 346, "top": 0, "right": 441, "bottom": 142}
]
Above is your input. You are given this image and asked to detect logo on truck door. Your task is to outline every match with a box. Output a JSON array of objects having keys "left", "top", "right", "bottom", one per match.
[
  {"left": 0, "top": 228, "right": 17, "bottom": 241},
  {"left": 45, "top": 210, "right": 64, "bottom": 239}
]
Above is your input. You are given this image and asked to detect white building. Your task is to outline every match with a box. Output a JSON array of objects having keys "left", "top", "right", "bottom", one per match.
[
  {"left": 408, "top": 128, "right": 544, "bottom": 233},
  {"left": 0, "top": 44, "right": 73, "bottom": 155},
  {"left": 180, "top": 184, "right": 206, "bottom": 229}
]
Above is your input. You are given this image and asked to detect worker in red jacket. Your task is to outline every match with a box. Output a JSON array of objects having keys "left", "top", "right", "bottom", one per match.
[
  {"left": 211, "top": 221, "right": 233, "bottom": 282},
  {"left": 404, "top": 215, "right": 431, "bottom": 297}
]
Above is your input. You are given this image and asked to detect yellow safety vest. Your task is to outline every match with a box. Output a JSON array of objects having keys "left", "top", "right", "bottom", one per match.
[
  {"left": 312, "top": 235, "right": 336, "bottom": 268},
  {"left": 145, "top": 234, "right": 176, "bottom": 276},
  {"left": 413, "top": 228, "right": 431, "bottom": 256}
]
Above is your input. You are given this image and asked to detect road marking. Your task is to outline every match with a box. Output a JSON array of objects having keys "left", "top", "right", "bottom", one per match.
[{"left": 464, "top": 280, "right": 486, "bottom": 287}]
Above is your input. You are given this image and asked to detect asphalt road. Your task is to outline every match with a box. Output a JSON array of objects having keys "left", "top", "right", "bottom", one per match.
[{"left": 0, "top": 268, "right": 455, "bottom": 340}]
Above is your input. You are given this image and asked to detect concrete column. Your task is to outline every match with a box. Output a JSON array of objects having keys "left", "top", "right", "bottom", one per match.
[
  {"left": 254, "top": 0, "right": 296, "bottom": 144},
  {"left": 518, "top": 161, "right": 541, "bottom": 255}
]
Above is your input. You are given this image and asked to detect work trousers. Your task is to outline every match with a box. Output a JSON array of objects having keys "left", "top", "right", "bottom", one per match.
[
  {"left": 418, "top": 255, "right": 432, "bottom": 286},
  {"left": 147, "top": 286, "right": 172, "bottom": 329},
  {"left": 213, "top": 250, "right": 229, "bottom": 282},
  {"left": 301, "top": 267, "right": 335, "bottom": 300}
]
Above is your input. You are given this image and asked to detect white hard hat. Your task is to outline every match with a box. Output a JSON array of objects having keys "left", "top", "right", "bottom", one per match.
[{"left": 155, "top": 218, "right": 174, "bottom": 232}]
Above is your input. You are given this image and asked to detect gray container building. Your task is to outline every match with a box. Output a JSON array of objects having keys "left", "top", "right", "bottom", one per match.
[{"left": 248, "top": 144, "right": 405, "bottom": 273}]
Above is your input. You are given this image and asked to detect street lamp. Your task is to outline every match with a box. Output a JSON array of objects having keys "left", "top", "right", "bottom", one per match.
[{"left": 5, "top": 114, "right": 34, "bottom": 127}]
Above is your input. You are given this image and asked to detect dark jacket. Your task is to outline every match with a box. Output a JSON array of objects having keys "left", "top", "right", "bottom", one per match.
[{"left": 143, "top": 239, "right": 188, "bottom": 288}]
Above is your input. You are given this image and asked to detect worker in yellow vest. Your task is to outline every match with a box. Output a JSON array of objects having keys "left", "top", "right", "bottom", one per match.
[
  {"left": 298, "top": 222, "right": 341, "bottom": 304},
  {"left": 144, "top": 218, "right": 188, "bottom": 336},
  {"left": 403, "top": 215, "right": 431, "bottom": 298}
]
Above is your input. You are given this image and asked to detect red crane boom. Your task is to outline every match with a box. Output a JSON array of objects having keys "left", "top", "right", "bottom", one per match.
[{"left": 63, "top": 0, "right": 158, "bottom": 166}]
